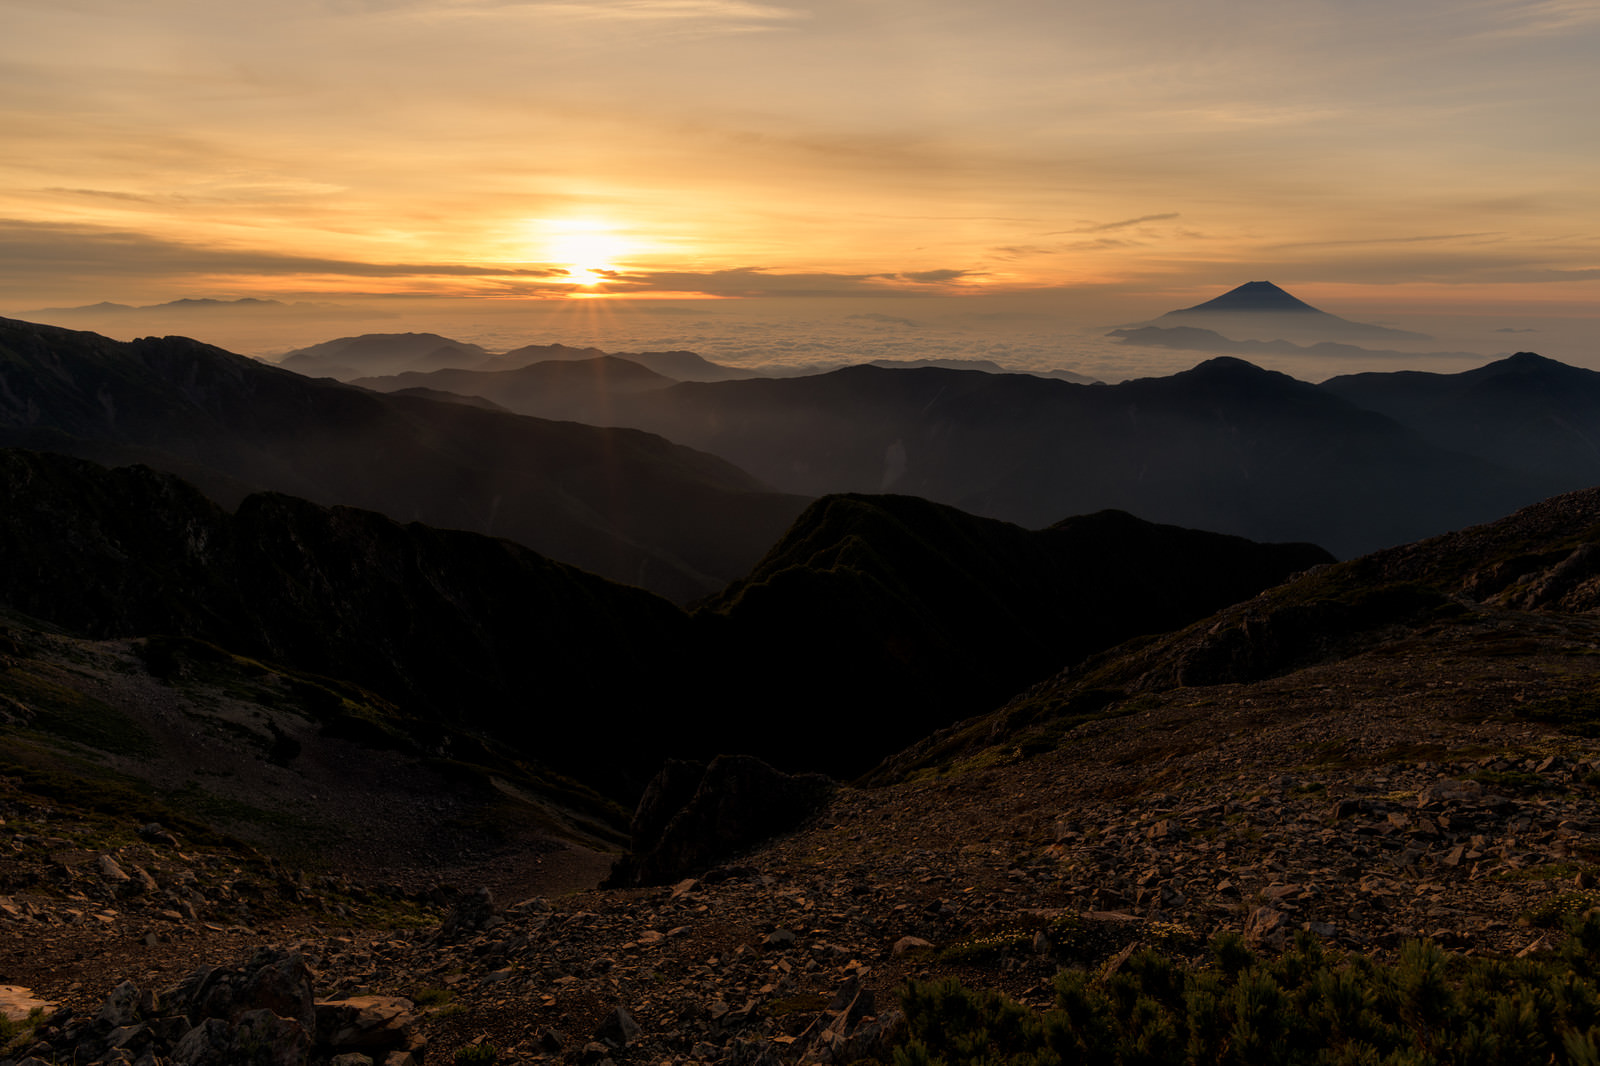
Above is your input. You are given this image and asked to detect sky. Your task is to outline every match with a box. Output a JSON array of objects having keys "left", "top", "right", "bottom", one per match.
[{"left": 2, "top": 0, "right": 1596, "bottom": 371}]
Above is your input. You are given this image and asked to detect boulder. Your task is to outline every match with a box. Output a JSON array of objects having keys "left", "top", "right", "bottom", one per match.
[{"left": 315, "top": 996, "right": 422, "bottom": 1058}]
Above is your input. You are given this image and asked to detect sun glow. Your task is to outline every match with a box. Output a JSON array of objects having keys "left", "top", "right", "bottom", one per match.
[{"left": 539, "top": 219, "right": 632, "bottom": 287}]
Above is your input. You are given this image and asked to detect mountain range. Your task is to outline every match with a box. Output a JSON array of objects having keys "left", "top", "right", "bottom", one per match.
[
  {"left": 10, "top": 306, "right": 1600, "bottom": 1065},
  {"left": 0, "top": 317, "right": 804, "bottom": 602},
  {"left": 348, "top": 340, "right": 1600, "bottom": 560},
  {"left": 0, "top": 447, "right": 1327, "bottom": 802}
]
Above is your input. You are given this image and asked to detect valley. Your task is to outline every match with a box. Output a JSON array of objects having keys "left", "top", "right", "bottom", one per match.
[{"left": 5, "top": 314, "right": 1600, "bottom": 1064}]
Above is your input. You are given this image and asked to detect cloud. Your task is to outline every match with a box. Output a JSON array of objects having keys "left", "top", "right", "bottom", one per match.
[
  {"left": 1266, "top": 232, "right": 1504, "bottom": 250},
  {"left": 1472, "top": 0, "right": 1600, "bottom": 36},
  {"left": 0, "top": 219, "right": 566, "bottom": 288},
  {"left": 595, "top": 267, "right": 971, "bottom": 298},
  {"left": 1057, "top": 213, "right": 1181, "bottom": 235},
  {"left": 401, "top": 0, "right": 805, "bottom": 29},
  {"left": 847, "top": 313, "right": 920, "bottom": 327},
  {"left": 893, "top": 269, "right": 970, "bottom": 284}
]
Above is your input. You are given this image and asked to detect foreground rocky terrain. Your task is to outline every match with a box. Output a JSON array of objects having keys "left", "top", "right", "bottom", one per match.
[
  {"left": 7, "top": 599, "right": 1600, "bottom": 1064},
  {"left": 12, "top": 465, "right": 1600, "bottom": 1064}
]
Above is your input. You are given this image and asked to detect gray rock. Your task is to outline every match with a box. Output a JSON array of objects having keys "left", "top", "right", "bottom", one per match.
[
  {"left": 594, "top": 1005, "right": 640, "bottom": 1048},
  {"left": 97, "top": 981, "right": 141, "bottom": 1028}
]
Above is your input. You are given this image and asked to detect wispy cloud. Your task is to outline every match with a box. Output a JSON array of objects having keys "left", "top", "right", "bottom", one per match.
[
  {"left": 1052, "top": 214, "right": 1180, "bottom": 236},
  {"left": 596, "top": 267, "right": 972, "bottom": 298},
  {"left": 408, "top": 0, "right": 804, "bottom": 25},
  {"left": 0, "top": 220, "right": 565, "bottom": 283},
  {"left": 1268, "top": 233, "right": 1505, "bottom": 250},
  {"left": 1471, "top": 0, "right": 1600, "bottom": 36}
]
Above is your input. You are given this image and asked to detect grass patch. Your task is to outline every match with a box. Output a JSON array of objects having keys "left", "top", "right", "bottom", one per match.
[
  {"left": 0, "top": 1007, "right": 46, "bottom": 1057},
  {"left": 893, "top": 916, "right": 1600, "bottom": 1066},
  {"left": 1521, "top": 890, "right": 1600, "bottom": 928},
  {"left": 2, "top": 668, "right": 155, "bottom": 756},
  {"left": 412, "top": 987, "right": 456, "bottom": 1009}
]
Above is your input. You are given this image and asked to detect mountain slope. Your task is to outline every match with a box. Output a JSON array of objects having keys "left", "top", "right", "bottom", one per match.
[
  {"left": 349, "top": 356, "right": 677, "bottom": 422},
  {"left": 0, "top": 448, "right": 698, "bottom": 795},
  {"left": 0, "top": 316, "right": 807, "bottom": 601},
  {"left": 693, "top": 493, "right": 1331, "bottom": 775},
  {"left": 596, "top": 358, "right": 1552, "bottom": 558},
  {"left": 277, "top": 332, "right": 491, "bottom": 378},
  {"left": 2, "top": 448, "right": 1333, "bottom": 793},
  {"left": 1323, "top": 352, "right": 1600, "bottom": 489},
  {"left": 875, "top": 480, "right": 1600, "bottom": 782}
]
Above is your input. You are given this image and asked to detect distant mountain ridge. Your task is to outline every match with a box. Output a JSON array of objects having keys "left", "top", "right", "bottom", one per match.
[
  {"left": 279, "top": 332, "right": 763, "bottom": 383},
  {"left": 1323, "top": 352, "right": 1600, "bottom": 491},
  {"left": 348, "top": 350, "right": 1572, "bottom": 559},
  {"left": 514, "top": 356, "right": 1553, "bottom": 558},
  {"left": 0, "top": 316, "right": 805, "bottom": 601},
  {"left": 1108, "top": 324, "right": 1481, "bottom": 362}
]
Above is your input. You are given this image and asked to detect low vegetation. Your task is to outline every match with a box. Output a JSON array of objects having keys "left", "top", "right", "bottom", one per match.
[{"left": 892, "top": 916, "right": 1600, "bottom": 1066}]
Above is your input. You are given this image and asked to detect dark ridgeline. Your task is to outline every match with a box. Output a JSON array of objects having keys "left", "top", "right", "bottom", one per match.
[
  {"left": 0, "top": 316, "right": 807, "bottom": 603},
  {"left": 585, "top": 358, "right": 1551, "bottom": 558},
  {"left": 344, "top": 346, "right": 1569, "bottom": 560},
  {"left": 7, "top": 312, "right": 1597, "bottom": 802},
  {"left": 0, "top": 447, "right": 1328, "bottom": 797},
  {"left": 0, "top": 448, "right": 692, "bottom": 797},
  {"left": 277, "top": 332, "right": 494, "bottom": 379},
  {"left": 694, "top": 493, "right": 1331, "bottom": 775},
  {"left": 1323, "top": 353, "right": 1600, "bottom": 491},
  {"left": 873, "top": 480, "right": 1600, "bottom": 784},
  {"left": 283, "top": 332, "right": 764, "bottom": 382},
  {"left": 349, "top": 356, "right": 678, "bottom": 424}
]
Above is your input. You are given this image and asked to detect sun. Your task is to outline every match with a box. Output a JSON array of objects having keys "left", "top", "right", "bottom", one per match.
[{"left": 541, "top": 220, "right": 631, "bottom": 286}]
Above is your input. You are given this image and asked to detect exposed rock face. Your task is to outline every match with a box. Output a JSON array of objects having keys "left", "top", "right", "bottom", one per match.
[
  {"left": 608, "top": 755, "right": 837, "bottom": 887},
  {"left": 8, "top": 948, "right": 422, "bottom": 1066}
]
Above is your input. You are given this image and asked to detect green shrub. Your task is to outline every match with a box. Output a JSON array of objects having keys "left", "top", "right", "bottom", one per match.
[{"left": 893, "top": 915, "right": 1600, "bottom": 1066}]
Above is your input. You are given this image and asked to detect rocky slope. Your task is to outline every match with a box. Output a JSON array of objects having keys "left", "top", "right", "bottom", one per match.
[
  {"left": 1, "top": 449, "right": 1326, "bottom": 792},
  {"left": 11, "top": 488, "right": 1600, "bottom": 1064}
]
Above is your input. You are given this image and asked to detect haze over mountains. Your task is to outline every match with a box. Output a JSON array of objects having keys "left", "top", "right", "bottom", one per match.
[
  {"left": 0, "top": 317, "right": 804, "bottom": 602},
  {"left": 342, "top": 342, "right": 1573, "bottom": 559},
  {"left": 9, "top": 302, "right": 1600, "bottom": 1064}
]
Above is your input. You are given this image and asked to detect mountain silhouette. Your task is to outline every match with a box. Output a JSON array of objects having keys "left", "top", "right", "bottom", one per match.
[
  {"left": 0, "top": 317, "right": 805, "bottom": 601},
  {"left": 515, "top": 358, "right": 1553, "bottom": 558},
  {"left": 874, "top": 480, "right": 1600, "bottom": 783},
  {"left": 485, "top": 345, "right": 764, "bottom": 382},
  {"left": 0, "top": 448, "right": 1328, "bottom": 792},
  {"left": 1107, "top": 325, "right": 1480, "bottom": 362},
  {"left": 278, "top": 332, "right": 492, "bottom": 379},
  {"left": 1143, "top": 281, "right": 1431, "bottom": 343},
  {"left": 1323, "top": 352, "right": 1600, "bottom": 490},
  {"left": 349, "top": 356, "right": 678, "bottom": 423},
  {"left": 0, "top": 448, "right": 696, "bottom": 796},
  {"left": 695, "top": 493, "right": 1331, "bottom": 774},
  {"left": 1173, "top": 280, "right": 1323, "bottom": 313}
]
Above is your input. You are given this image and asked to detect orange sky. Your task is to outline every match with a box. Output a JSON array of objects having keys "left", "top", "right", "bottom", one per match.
[{"left": 2, "top": 0, "right": 1597, "bottom": 325}]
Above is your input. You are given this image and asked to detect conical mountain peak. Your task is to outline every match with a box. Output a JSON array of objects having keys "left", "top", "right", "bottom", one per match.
[{"left": 1176, "top": 281, "right": 1322, "bottom": 314}]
